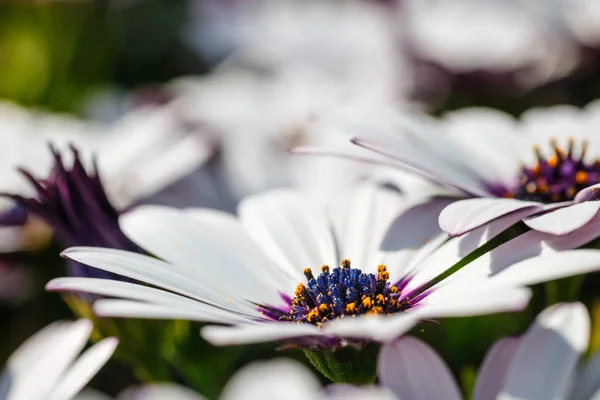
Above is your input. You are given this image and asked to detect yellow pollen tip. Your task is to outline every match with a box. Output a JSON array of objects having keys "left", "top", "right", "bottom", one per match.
[
  {"left": 379, "top": 271, "right": 390, "bottom": 281},
  {"left": 547, "top": 156, "right": 558, "bottom": 168},
  {"left": 307, "top": 309, "right": 319, "bottom": 323},
  {"left": 362, "top": 296, "right": 373, "bottom": 309},
  {"left": 321, "top": 265, "right": 330, "bottom": 273},
  {"left": 319, "top": 303, "right": 329, "bottom": 312},
  {"left": 295, "top": 283, "right": 306, "bottom": 297},
  {"left": 303, "top": 268, "right": 311, "bottom": 274},
  {"left": 376, "top": 294, "right": 385, "bottom": 303},
  {"left": 345, "top": 302, "right": 357, "bottom": 313},
  {"left": 341, "top": 259, "right": 351, "bottom": 268},
  {"left": 389, "top": 286, "right": 399, "bottom": 293},
  {"left": 377, "top": 264, "right": 387, "bottom": 273},
  {"left": 576, "top": 171, "right": 588, "bottom": 184}
]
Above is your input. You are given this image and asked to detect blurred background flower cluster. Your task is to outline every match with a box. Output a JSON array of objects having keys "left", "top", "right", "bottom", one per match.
[{"left": 5, "top": 0, "right": 600, "bottom": 398}]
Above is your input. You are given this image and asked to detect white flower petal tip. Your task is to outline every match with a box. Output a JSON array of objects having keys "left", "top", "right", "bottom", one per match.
[
  {"left": 523, "top": 201, "right": 600, "bottom": 235},
  {"left": 438, "top": 198, "right": 542, "bottom": 236},
  {"left": 535, "top": 302, "right": 590, "bottom": 351},
  {"left": 574, "top": 184, "right": 600, "bottom": 203},
  {"left": 220, "top": 359, "right": 321, "bottom": 400}
]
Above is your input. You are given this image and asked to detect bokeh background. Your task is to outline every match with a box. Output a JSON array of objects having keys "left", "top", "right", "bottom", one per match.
[{"left": 4, "top": 0, "right": 600, "bottom": 398}]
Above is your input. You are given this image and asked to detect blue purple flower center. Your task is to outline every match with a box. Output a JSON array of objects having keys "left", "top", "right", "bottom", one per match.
[
  {"left": 259, "top": 260, "right": 411, "bottom": 326},
  {"left": 493, "top": 139, "right": 600, "bottom": 203}
]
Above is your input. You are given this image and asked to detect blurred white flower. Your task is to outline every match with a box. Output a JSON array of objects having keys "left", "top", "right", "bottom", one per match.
[
  {"left": 398, "top": 0, "right": 578, "bottom": 89},
  {"left": 0, "top": 100, "right": 213, "bottom": 252},
  {"left": 0, "top": 319, "right": 117, "bottom": 400}
]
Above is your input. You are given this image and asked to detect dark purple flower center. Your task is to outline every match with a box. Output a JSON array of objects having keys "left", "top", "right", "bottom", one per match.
[
  {"left": 491, "top": 139, "right": 600, "bottom": 203},
  {"left": 258, "top": 260, "right": 413, "bottom": 326},
  {"left": 2, "top": 145, "right": 140, "bottom": 279}
]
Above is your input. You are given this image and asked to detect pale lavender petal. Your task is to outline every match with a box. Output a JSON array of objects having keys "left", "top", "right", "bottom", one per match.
[
  {"left": 473, "top": 337, "right": 521, "bottom": 400},
  {"left": 574, "top": 184, "right": 600, "bottom": 203},
  {"left": 499, "top": 303, "right": 590, "bottom": 400},
  {"left": 523, "top": 201, "right": 600, "bottom": 235},
  {"left": 570, "top": 348, "right": 600, "bottom": 400},
  {"left": 439, "top": 198, "right": 543, "bottom": 236},
  {"left": 378, "top": 337, "right": 462, "bottom": 400}
]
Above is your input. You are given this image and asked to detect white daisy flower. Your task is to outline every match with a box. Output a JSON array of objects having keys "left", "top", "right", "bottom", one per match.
[
  {"left": 46, "top": 182, "right": 600, "bottom": 357},
  {"left": 375, "top": 301, "right": 600, "bottom": 400},
  {"left": 0, "top": 319, "right": 117, "bottom": 400},
  {"left": 303, "top": 101, "right": 600, "bottom": 237}
]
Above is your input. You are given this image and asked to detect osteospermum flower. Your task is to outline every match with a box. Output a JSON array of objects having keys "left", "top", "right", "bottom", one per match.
[
  {"left": 371, "top": 302, "right": 597, "bottom": 400},
  {"left": 305, "top": 102, "right": 600, "bottom": 237},
  {"left": 47, "top": 184, "right": 600, "bottom": 382},
  {"left": 0, "top": 319, "right": 117, "bottom": 400},
  {"left": 0, "top": 101, "right": 213, "bottom": 253}
]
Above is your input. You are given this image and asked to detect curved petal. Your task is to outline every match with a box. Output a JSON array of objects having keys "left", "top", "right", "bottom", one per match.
[
  {"left": 523, "top": 201, "right": 600, "bottom": 235},
  {"left": 439, "top": 198, "right": 542, "bottom": 236},
  {"left": 574, "top": 184, "right": 600, "bottom": 203},
  {"left": 378, "top": 337, "right": 462, "bottom": 400},
  {"left": 201, "top": 323, "right": 320, "bottom": 346},
  {"left": 238, "top": 190, "right": 336, "bottom": 282},
  {"left": 5, "top": 320, "right": 93, "bottom": 400},
  {"left": 484, "top": 250, "right": 600, "bottom": 288},
  {"left": 499, "top": 302, "right": 590, "bottom": 400},
  {"left": 47, "top": 278, "right": 252, "bottom": 323},
  {"left": 61, "top": 247, "right": 261, "bottom": 315},
  {"left": 417, "top": 286, "right": 531, "bottom": 319},
  {"left": 220, "top": 359, "right": 321, "bottom": 400},
  {"left": 50, "top": 337, "right": 118, "bottom": 400},
  {"left": 473, "top": 337, "right": 521, "bottom": 400},
  {"left": 324, "top": 313, "right": 419, "bottom": 343},
  {"left": 119, "top": 205, "right": 286, "bottom": 305}
]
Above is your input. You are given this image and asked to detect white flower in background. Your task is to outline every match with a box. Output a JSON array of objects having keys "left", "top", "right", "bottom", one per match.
[
  {"left": 48, "top": 183, "right": 600, "bottom": 347},
  {"left": 0, "top": 100, "right": 213, "bottom": 252},
  {"left": 168, "top": 67, "right": 419, "bottom": 203},
  {"left": 398, "top": 0, "right": 578, "bottom": 88},
  {"left": 373, "top": 302, "right": 599, "bottom": 400},
  {"left": 311, "top": 101, "right": 600, "bottom": 237},
  {"left": 0, "top": 319, "right": 117, "bottom": 400},
  {"left": 563, "top": 0, "right": 600, "bottom": 48}
]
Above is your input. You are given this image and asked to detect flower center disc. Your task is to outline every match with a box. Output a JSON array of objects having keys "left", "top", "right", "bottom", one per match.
[
  {"left": 260, "top": 260, "right": 411, "bottom": 326},
  {"left": 500, "top": 139, "right": 600, "bottom": 203}
]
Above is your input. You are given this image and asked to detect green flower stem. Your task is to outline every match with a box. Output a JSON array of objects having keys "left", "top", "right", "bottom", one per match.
[
  {"left": 544, "top": 275, "right": 585, "bottom": 305},
  {"left": 412, "top": 221, "right": 531, "bottom": 298},
  {"left": 303, "top": 342, "right": 379, "bottom": 384}
]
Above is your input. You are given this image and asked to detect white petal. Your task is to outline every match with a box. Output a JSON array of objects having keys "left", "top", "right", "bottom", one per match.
[
  {"left": 49, "top": 337, "right": 118, "bottom": 400},
  {"left": 92, "top": 299, "right": 247, "bottom": 323},
  {"left": 116, "top": 384, "right": 207, "bottom": 400},
  {"left": 326, "top": 384, "right": 398, "bottom": 400},
  {"left": 378, "top": 337, "right": 462, "bottom": 400},
  {"left": 323, "top": 313, "right": 418, "bottom": 343},
  {"left": 62, "top": 247, "right": 260, "bottom": 315},
  {"left": 439, "top": 198, "right": 542, "bottom": 236},
  {"left": 220, "top": 359, "right": 322, "bottom": 400},
  {"left": 119, "top": 206, "right": 285, "bottom": 305},
  {"left": 328, "top": 183, "right": 410, "bottom": 270},
  {"left": 523, "top": 202, "right": 600, "bottom": 235},
  {"left": 484, "top": 250, "right": 600, "bottom": 288},
  {"left": 417, "top": 286, "right": 531, "bottom": 319},
  {"left": 201, "top": 323, "right": 320, "bottom": 346},
  {"left": 47, "top": 278, "right": 252, "bottom": 323},
  {"left": 5, "top": 320, "right": 92, "bottom": 400},
  {"left": 499, "top": 302, "right": 590, "bottom": 400},
  {"left": 404, "top": 206, "right": 536, "bottom": 293},
  {"left": 238, "top": 190, "right": 336, "bottom": 281},
  {"left": 473, "top": 338, "right": 521, "bottom": 400}
]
